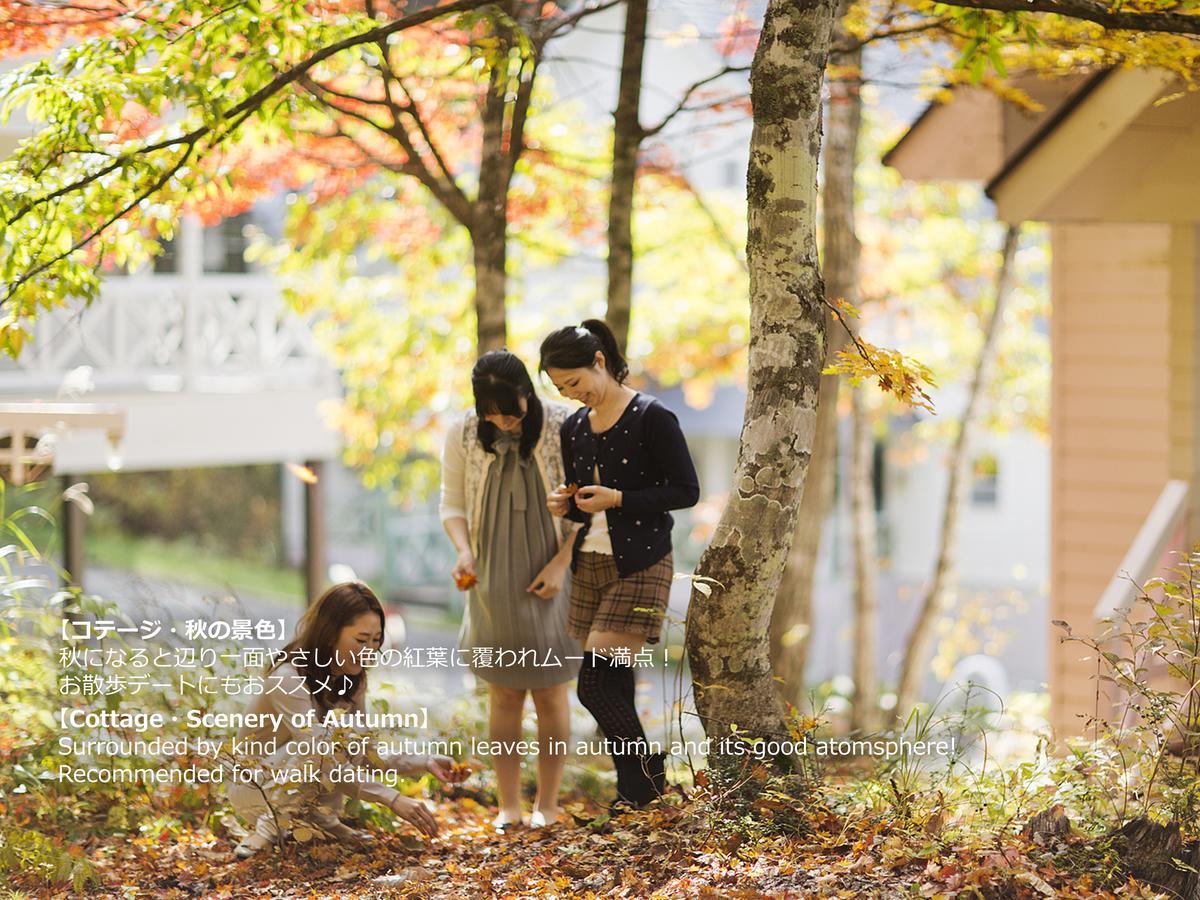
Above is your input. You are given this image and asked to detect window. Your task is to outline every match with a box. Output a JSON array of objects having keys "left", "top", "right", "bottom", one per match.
[
  {"left": 970, "top": 452, "right": 999, "bottom": 507},
  {"left": 832, "top": 436, "right": 885, "bottom": 511},
  {"left": 203, "top": 212, "right": 253, "bottom": 274},
  {"left": 153, "top": 235, "right": 179, "bottom": 274}
]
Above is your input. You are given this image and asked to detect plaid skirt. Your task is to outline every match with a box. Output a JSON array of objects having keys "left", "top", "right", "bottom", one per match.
[{"left": 567, "top": 551, "right": 674, "bottom": 645}]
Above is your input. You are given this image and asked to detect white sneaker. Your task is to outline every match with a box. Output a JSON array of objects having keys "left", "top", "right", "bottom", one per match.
[
  {"left": 233, "top": 832, "right": 274, "bottom": 859},
  {"left": 530, "top": 809, "right": 565, "bottom": 828},
  {"left": 491, "top": 810, "right": 523, "bottom": 832}
]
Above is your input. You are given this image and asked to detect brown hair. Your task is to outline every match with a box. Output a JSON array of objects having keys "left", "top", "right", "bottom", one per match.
[{"left": 270, "top": 581, "right": 386, "bottom": 713}]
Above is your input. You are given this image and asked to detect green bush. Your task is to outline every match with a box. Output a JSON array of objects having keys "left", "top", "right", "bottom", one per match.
[
  {"left": 0, "top": 826, "right": 98, "bottom": 893},
  {"left": 1055, "top": 554, "right": 1200, "bottom": 833}
]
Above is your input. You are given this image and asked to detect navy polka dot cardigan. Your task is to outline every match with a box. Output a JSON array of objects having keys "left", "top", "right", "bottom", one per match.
[{"left": 560, "top": 391, "right": 700, "bottom": 577}]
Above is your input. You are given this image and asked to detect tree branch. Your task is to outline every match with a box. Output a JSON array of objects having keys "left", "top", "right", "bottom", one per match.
[
  {"left": 5, "top": 0, "right": 495, "bottom": 230},
  {"left": 296, "top": 76, "right": 395, "bottom": 109},
  {"left": 5, "top": 141, "right": 198, "bottom": 304},
  {"left": 534, "top": 0, "right": 625, "bottom": 46},
  {"left": 298, "top": 78, "right": 396, "bottom": 139},
  {"left": 642, "top": 65, "right": 752, "bottom": 138},
  {"left": 304, "top": 122, "right": 420, "bottom": 183},
  {"left": 505, "top": 54, "right": 538, "bottom": 178},
  {"left": 387, "top": 70, "right": 471, "bottom": 213},
  {"left": 837, "top": 17, "right": 958, "bottom": 51},
  {"left": 299, "top": 79, "right": 474, "bottom": 226},
  {"left": 934, "top": 0, "right": 1200, "bottom": 36}
]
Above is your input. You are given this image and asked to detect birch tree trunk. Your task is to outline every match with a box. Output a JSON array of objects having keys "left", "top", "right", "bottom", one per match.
[
  {"left": 605, "top": 0, "right": 649, "bottom": 354},
  {"left": 686, "top": 0, "right": 838, "bottom": 769},
  {"left": 768, "top": 5, "right": 860, "bottom": 710},
  {"left": 893, "top": 225, "right": 1021, "bottom": 722},
  {"left": 768, "top": 335, "right": 840, "bottom": 707}
]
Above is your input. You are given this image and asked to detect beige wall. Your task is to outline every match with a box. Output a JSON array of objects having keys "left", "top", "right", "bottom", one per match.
[
  {"left": 1170, "top": 228, "right": 1200, "bottom": 535},
  {"left": 1049, "top": 223, "right": 1196, "bottom": 737}
]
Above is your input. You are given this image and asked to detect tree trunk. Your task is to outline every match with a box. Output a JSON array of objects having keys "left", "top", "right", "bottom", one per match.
[
  {"left": 768, "top": 4, "right": 861, "bottom": 713},
  {"left": 848, "top": 383, "right": 879, "bottom": 732},
  {"left": 1112, "top": 817, "right": 1200, "bottom": 900},
  {"left": 471, "top": 4, "right": 518, "bottom": 353},
  {"left": 893, "top": 225, "right": 1020, "bottom": 722},
  {"left": 686, "top": 0, "right": 838, "bottom": 770},
  {"left": 823, "top": 16, "right": 876, "bottom": 734},
  {"left": 471, "top": 218, "right": 507, "bottom": 353},
  {"left": 1022, "top": 804, "right": 1071, "bottom": 842},
  {"left": 768, "top": 342, "right": 839, "bottom": 708},
  {"left": 605, "top": 0, "right": 649, "bottom": 355}
]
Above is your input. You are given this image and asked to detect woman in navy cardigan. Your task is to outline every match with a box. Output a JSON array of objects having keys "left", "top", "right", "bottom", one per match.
[{"left": 539, "top": 319, "right": 700, "bottom": 808}]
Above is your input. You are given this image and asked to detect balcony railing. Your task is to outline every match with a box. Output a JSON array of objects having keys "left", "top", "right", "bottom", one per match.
[{"left": 0, "top": 274, "right": 332, "bottom": 395}]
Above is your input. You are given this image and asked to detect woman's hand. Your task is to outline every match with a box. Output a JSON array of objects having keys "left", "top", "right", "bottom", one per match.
[
  {"left": 527, "top": 556, "right": 569, "bottom": 599},
  {"left": 389, "top": 794, "right": 439, "bottom": 838},
  {"left": 425, "top": 755, "right": 469, "bottom": 783},
  {"left": 575, "top": 485, "right": 621, "bottom": 513},
  {"left": 546, "top": 486, "right": 571, "bottom": 517},
  {"left": 451, "top": 550, "right": 477, "bottom": 590}
]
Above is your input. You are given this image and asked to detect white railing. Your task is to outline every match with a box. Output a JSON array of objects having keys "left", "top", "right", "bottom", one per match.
[
  {"left": 0, "top": 274, "right": 332, "bottom": 395},
  {"left": 1094, "top": 479, "right": 1190, "bottom": 621}
]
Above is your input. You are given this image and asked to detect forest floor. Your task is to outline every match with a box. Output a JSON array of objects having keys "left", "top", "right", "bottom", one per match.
[{"left": 14, "top": 785, "right": 1165, "bottom": 899}]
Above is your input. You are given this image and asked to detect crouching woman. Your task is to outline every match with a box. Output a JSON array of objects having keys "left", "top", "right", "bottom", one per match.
[{"left": 227, "top": 581, "right": 463, "bottom": 858}]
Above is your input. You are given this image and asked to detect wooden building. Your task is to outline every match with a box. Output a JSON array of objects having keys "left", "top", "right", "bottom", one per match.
[{"left": 886, "top": 68, "right": 1200, "bottom": 737}]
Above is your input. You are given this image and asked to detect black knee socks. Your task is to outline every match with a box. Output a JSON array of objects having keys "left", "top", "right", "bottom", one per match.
[
  {"left": 577, "top": 652, "right": 666, "bottom": 806},
  {"left": 577, "top": 652, "right": 647, "bottom": 753}
]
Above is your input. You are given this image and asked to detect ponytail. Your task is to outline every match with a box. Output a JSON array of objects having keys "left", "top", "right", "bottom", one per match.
[{"left": 539, "top": 319, "right": 629, "bottom": 383}]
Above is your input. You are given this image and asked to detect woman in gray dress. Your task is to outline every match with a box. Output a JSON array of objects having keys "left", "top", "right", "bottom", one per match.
[{"left": 439, "top": 351, "right": 581, "bottom": 830}]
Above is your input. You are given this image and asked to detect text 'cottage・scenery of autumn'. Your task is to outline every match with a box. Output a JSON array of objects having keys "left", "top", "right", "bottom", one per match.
[{"left": 2, "top": 0, "right": 1200, "bottom": 896}]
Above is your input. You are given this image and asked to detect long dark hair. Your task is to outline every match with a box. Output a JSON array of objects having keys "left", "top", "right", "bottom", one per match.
[
  {"left": 539, "top": 319, "right": 629, "bottom": 384},
  {"left": 271, "top": 581, "right": 385, "bottom": 714},
  {"left": 472, "top": 351, "right": 543, "bottom": 460}
]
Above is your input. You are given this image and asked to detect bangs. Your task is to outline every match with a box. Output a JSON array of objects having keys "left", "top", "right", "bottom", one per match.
[{"left": 474, "top": 377, "right": 525, "bottom": 418}]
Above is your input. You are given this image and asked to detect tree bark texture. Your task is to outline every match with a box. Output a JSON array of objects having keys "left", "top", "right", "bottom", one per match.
[
  {"left": 768, "top": 4, "right": 862, "bottom": 714},
  {"left": 686, "top": 0, "right": 839, "bottom": 768}
]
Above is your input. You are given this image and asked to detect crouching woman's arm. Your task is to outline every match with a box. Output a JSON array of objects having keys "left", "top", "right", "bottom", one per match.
[{"left": 356, "top": 746, "right": 467, "bottom": 838}]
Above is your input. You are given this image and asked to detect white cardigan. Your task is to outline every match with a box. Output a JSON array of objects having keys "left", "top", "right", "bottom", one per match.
[{"left": 439, "top": 400, "right": 573, "bottom": 557}]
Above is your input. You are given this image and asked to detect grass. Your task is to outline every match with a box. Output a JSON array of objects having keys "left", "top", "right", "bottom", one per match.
[{"left": 87, "top": 531, "right": 305, "bottom": 600}]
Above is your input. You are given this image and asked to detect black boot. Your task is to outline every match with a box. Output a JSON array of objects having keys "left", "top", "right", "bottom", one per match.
[
  {"left": 577, "top": 653, "right": 668, "bottom": 810},
  {"left": 614, "top": 751, "right": 667, "bottom": 809},
  {"left": 647, "top": 750, "right": 667, "bottom": 798}
]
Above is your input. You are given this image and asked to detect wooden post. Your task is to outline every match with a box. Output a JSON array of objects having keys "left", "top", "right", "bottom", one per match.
[
  {"left": 180, "top": 216, "right": 203, "bottom": 390},
  {"left": 61, "top": 474, "right": 85, "bottom": 589},
  {"left": 304, "top": 460, "right": 326, "bottom": 605}
]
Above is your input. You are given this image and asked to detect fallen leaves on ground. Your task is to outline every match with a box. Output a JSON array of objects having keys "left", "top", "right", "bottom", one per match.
[{"left": 11, "top": 792, "right": 1171, "bottom": 898}]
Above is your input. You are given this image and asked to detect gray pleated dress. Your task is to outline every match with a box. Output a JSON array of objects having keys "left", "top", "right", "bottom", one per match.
[{"left": 458, "top": 432, "right": 582, "bottom": 689}]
